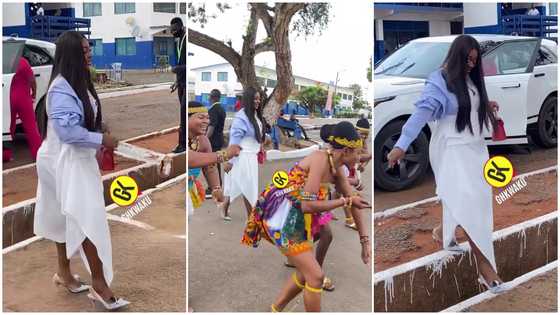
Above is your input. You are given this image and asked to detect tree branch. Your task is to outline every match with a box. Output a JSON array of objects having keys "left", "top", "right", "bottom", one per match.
[
  {"left": 188, "top": 28, "right": 241, "bottom": 69},
  {"left": 254, "top": 41, "right": 274, "bottom": 54},
  {"left": 251, "top": 3, "right": 274, "bottom": 38}
]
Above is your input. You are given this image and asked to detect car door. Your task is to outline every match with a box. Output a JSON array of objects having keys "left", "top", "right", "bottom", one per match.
[
  {"left": 23, "top": 43, "right": 54, "bottom": 110},
  {"left": 2, "top": 40, "right": 25, "bottom": 142},
  {"left": 526, "top": 43, "right": 557, "bottom": 124},
  {"left": 482, "top": 39, "right": 540, "bottom": 142}
]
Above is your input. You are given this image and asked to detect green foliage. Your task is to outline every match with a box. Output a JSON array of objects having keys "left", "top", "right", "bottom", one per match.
[
  {"left": 292, "top": 3, "right": 331, "bottom": 37},
  {"left": 367, "top": 56, "right": 372, "bottom": 82},
  {"left": 188, "top": 3, "right": 231, "bottom": 28},
  {"left": 89, "top": 66, "right": 97, "bottom": 82},
  {"left": 348, "top": 83, "right": 367, "bottom": 110},
  {"left": 295, "top": 85, "right": 339, "bottom": 113}
]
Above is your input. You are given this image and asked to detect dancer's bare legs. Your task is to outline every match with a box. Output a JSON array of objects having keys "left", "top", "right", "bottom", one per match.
[
  {"left": 274, "top": 251, "right": 323, "bottom": 312},
  {"left": 242, "top": 196, "right": 252, "bottom": 219}
]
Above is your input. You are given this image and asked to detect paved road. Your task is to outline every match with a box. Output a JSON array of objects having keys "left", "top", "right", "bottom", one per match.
[
  {"left": 5, "top": 89, "right": 180, "bottom": 170},
  {"left": 3, "top": 181, "right": 186, "bottom": 312},
  {"left": 188, "top": 157, "right": 372, "bottom": 312}
]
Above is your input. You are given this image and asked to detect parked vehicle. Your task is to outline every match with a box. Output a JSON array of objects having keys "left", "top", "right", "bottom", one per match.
[
  {"left": 3, "top": 36, "right": 55, "bottom": 143},
  {"left": 374, "top": 35, "right": 557, "bottom": 191}
]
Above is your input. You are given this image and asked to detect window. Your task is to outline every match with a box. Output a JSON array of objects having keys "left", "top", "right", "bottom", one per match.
[
  {"left": 115, "top": 37, "right": 136, "bottom": 56},
  {"left": 217, "top": 72, "right": 228, "bottom": 82},
  {"left": 266, "top": 79, "right": 277, "bottom": 88},
  {"left": 482, "top": 40, "right": 538, "bottom": 76},
  {"left": 549, "top": 3, "right": 558, "bottom": 15},
  {"left": 154, "top": 3, "right": 176, "bottom": 13},
  {"left": 348, "top": 95, "right": 353, "bottom": 101},
  {"left": 83, "top": 3, "right": 102, "bottom": 17},
  {"left": 535, "top": 46, "right": 557, "bottom": 66},
  {"left": 23, "top": 44, "right": 53, "bottom": 67},
  {"left": 201, "top": 72, "right": 211, "bottom": 81},
  {"left": 92, "top": 39, "right": 103, "bottom": 56},
  {"left": 180, "top": 2, "right": 186, "bottom": 14},
  {"left": 114, "top": 3, "right": 135, "bottom": 14}
]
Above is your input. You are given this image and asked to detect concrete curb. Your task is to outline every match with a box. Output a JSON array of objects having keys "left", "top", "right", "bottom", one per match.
[{"left": 374, "top": 212, "right": 557, "bottom": 311}]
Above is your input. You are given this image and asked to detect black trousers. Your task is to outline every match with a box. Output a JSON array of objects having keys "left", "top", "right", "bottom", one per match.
[{"left": 178, "top": 85, "right": 186, "bottom": 148}]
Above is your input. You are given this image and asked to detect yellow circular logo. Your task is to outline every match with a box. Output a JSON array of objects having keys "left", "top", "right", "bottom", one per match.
[
  {"left": 272, "top": 170, "right": 289, "bottom": 189},
  {"left": 110, "top": 175, "right": 139, "bottom": 206},
  {"left": 484, "top": 156, "right": 514, "bottom": 188}
]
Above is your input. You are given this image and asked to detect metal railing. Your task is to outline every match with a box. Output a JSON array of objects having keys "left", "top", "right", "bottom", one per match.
[
  {"left": 31, "top": 15, "right": 91, "bottom": 42},
  {"left": 502, "top": 14, "right": 558, "bottom": 39}
]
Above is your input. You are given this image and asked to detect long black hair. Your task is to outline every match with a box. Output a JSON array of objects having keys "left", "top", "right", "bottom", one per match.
[
  {"left": 442, "top": 35, "right": 494, "bottom": 134},
  {"left": 242, "top": 87, "right": 264, "bottom": 143},
  {"left": 40, "top": 31, "right": 101, "bottom": 137}
]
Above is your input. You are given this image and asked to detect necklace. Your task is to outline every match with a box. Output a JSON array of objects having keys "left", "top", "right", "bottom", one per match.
[
  {"left": 188, "top": 136, "right": 199, "bottom": 151},
  {"left": 327, "top": 149, "right": 337, "bottom": 176}
]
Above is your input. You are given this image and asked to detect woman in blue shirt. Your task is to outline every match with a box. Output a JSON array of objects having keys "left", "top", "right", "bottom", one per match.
[
  {"left": 220, "top": 87, "right": 266, "bottom": 220},
  {"left": 34, "top": 31, "right": 128, "bottom": 310},
  {"left": 387, "top": 35, "right": 509, "bottom": 293}
]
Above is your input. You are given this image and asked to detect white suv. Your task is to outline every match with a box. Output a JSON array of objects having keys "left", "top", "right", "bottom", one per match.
[
  {"left": 3, "top": 36, "right": 55, "bottom": 143},
  {"left": 374, "top": 35, "right": 557, "bottom": 191}
]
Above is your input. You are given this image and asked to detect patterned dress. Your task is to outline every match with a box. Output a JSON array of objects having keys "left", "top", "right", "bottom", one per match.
[
  {"left": 242, "top": 164, "right": 332, "bottom": 256},
  {"left": 188, "top": 168, "right": 205, "bottom": 209}
]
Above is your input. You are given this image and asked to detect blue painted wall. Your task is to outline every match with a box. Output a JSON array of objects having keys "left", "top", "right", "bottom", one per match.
[
  {"left": 3, "top": 3, "right": 32, "bottom": 38},
  {"left": 92, "top": 40, "right": 153, "bottom": 69},
  {"left": 465, "top": 4, "right": 501, "bottom": 35}
]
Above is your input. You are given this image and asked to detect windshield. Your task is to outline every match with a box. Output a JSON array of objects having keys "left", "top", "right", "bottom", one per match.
[{"left": 375, "top": 41, "right": 451, "bottom": 79}]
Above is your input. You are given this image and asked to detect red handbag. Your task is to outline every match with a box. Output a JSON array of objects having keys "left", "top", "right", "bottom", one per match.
[
  {"left": 257, "top": 149, "right": 266, "bottom": 164},
  {"left": 97, "top": 146, "right": 115, "bottom": 171},
  {"left": 492, "top": 112, "right": 506, "bottom": 141}
]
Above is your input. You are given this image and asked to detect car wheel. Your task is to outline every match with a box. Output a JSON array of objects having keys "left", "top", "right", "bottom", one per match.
[
  {"left": 530, "top": 95, "right": 557, "bottom": 148},
  {"left": 374, "top": 120, "right": 430, "bottom": 191}
]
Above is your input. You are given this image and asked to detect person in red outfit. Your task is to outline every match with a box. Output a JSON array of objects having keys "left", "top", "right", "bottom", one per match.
[{"left": 8, "top": 56, "right": 42, "bottom": 161}]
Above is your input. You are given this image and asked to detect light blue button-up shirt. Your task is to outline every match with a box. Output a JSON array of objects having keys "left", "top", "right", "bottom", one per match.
[
  {"left": 48, "top": 76, "right": 103, "bottom": 148},
  {"left": 394, "top": 69, "right": 460, "bottom": 151}
]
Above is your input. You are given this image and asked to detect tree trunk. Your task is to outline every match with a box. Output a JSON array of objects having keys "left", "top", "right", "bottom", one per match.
[{"left": 262, "top": 3, "right": 305, "bottom": 125}]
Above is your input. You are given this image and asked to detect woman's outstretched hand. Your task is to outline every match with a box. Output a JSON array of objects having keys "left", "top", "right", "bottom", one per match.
[
  {"left": 102, "top": 133, "right": 118, "bottom": 149},
  {"left": 225, "top": 144, "right": 242, "bottom": 159},
  {"left": 387, "top": 147, "right": 405, "bottom": 169},
  {"left": 351, "top": 195, "right": 371, "bottom": 209},
  {"left": 361, "top": 240, "right": 371, "bottom": 265}
]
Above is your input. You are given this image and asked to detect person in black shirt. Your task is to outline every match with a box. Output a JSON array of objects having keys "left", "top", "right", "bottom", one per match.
[
  {"left": 207, "top": 89, "right": 226, "bottom": 185},
  {"left": 170, "top": 17, "right": 186, "bottom": 153}
]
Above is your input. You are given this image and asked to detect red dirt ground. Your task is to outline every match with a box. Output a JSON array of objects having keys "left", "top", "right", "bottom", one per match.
[
  {"left": 129, "top": 131, "right": 179, "bottom": 154},
  {"left": 374, "top": 171, "right": 557, "bottom": 272},
  {"left": 2, "top": 155, "right": 141, "bottom": 206}
]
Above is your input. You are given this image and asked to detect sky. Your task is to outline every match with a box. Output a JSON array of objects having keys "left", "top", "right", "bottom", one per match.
[{"left": 187, "top": 2, "right": 372, "bottom": 91}]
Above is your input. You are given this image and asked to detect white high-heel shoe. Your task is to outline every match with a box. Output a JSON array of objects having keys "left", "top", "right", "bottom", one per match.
[
  {"left": 478, "top": 275, "right": 512, "bottom": 294},
  {"left": 87, "top": 287, "right": 130, "bottom": 311},
  {"left": 52, "top": 273, "right": 89, "bottom": 294},
  {"left": 431, "top": 228, "right": 463, "bottom": 252}
]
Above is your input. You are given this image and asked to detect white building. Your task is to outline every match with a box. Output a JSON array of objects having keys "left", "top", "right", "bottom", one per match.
[
  {"left": 3, "top": 2, "right": 186, "bottom": 69},
  {"left": 374, "top": 2, "right": 557, "bottom": 62},
  {"left": 190, "top": 62, "right": 355, "bottom": 112}
]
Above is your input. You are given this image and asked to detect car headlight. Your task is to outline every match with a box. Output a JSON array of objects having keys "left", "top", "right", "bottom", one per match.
[{"left": 374, "top": 96, "right": 396, "bottom": 107}]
